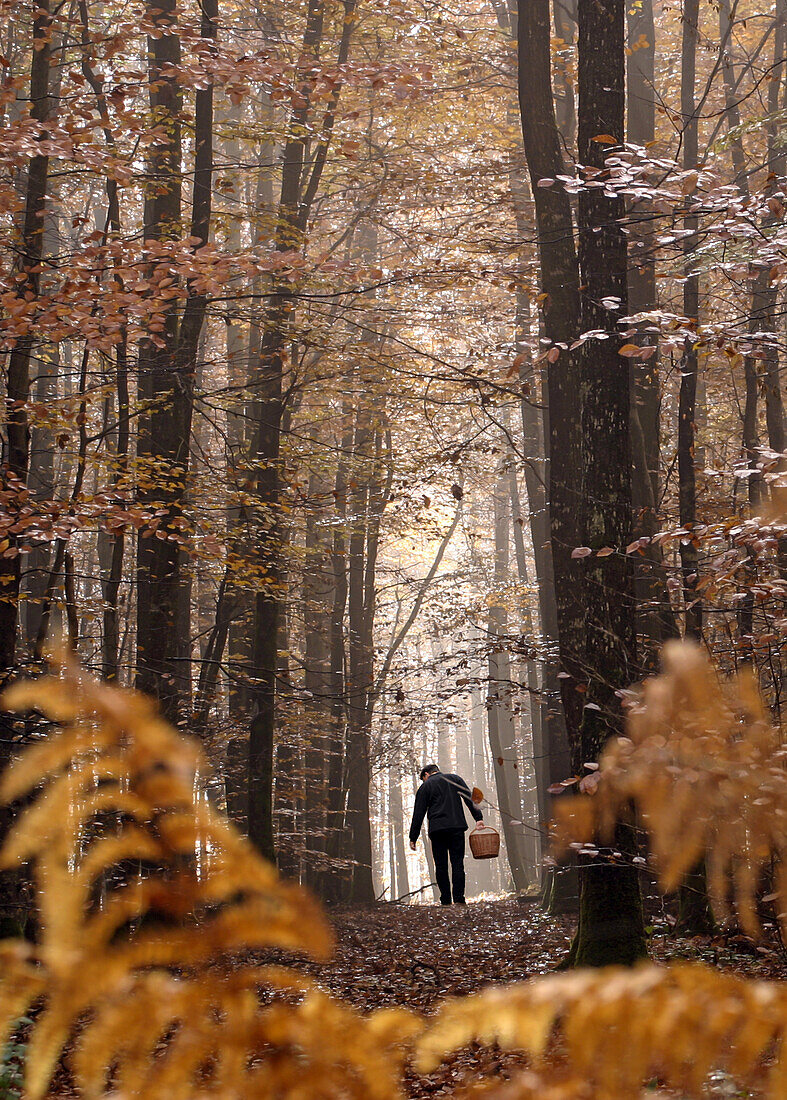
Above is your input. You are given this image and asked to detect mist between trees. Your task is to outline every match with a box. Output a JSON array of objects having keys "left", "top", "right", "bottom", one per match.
[{"left": 0, "top": 0, "right": 786, "bottom": 1027}]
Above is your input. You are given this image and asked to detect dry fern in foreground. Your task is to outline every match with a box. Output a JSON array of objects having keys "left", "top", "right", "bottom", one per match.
[
  {"left": 0, "top": 665, "right": 416, "bottom": 1099},
  {"left": 551, "top": 639, "right": 787, "bottom": 938},
  {"left": 419, "top": 961, "right": 787, "bottom": 1099},
  {"left": 3, "top": 650, "right": 787, "bottom": 1099}
]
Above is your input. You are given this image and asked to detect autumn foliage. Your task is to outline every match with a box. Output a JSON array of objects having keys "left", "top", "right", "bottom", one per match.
[
  {"left": 1, "top": 647, "right": 787, "bottom": 1098},
  {"left": 0, "top": 664, "right": 415, "bottom": 1099},
  {"left": 553, "top": 640, "right": 787, "bottom": 941}
]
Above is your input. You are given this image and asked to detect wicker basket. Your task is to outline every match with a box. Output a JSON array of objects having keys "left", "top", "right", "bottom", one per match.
[{"left": 468, "top": 824, "right": 500, "bottom": 860}]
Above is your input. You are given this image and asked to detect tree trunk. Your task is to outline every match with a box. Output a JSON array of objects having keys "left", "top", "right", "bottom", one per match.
[
  {"left": 389, "top": 768, "right": 410, "bottom": 899},
  {"left": 678, "top": 0, "right": 702, "bottom": 643},
  {"left": 760, "top": 0, "right": 786, "bottom": 457},
  {"left": 301, "top": 469, "right": 335, "bottom": 887},
  {"left": 487, "top": 463, "right": 532, "bottom": 892},
  {"left": 573, "top": 0, "right": 646, "bottom": 966},
  {"left": 553, "top": 0, "right": 577, "bottom": 149},
  {"left": 136, "top": 0, "right": 216, "bottom": 723},
  {"left": 246, "top": 0, "right": 356, "bottom": 863},
  {"left": 626, "top": 0, "right": 679, "bottom": 664},
  {"left": 516, "top": 0, "right": 585, "bottom": 751},
  {"left": 319, "top": 402, "right": 352, "bottom": 900},
  {"left": 514, "top": 300, "right": 574, "bottom": 906},
  {"left": 508, "top": 465, "right": 541, "bottom": 874},
  {"left": 344, "top": 409, "right": 385, "bottom": 904},
  {"left": 0, "top": 0, "right": 53, "bottom": 937}
]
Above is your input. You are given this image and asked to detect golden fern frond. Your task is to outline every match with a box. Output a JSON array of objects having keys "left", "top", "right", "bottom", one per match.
[
  {"left": 552, "top": 640, "right": 787, "bottom": 937},
  {"left": 0, "top": 663, "right": 415, "bottom": 1099},
  {"left": 418, "top": 961, "right": 787, "bottom": 1099},
  {"left": 0, "top": 942, "right": 45, "bottom": 1051},
  {"left": 67, "top": 969, "right": 417, "bottom": 1100}
]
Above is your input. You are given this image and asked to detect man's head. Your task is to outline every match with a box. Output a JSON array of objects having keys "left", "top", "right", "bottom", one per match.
[{"left": 419, "top": 763, "right": 440, "bottom": 781}]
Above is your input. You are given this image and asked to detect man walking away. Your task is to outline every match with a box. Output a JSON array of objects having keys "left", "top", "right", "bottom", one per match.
[{"left": 409, "top": 763, "right": 483, "bottom": 905}]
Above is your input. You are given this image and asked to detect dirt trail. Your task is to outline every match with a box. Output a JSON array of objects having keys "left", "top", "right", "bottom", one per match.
[{"left": 304, "top": 897, "right": 787, "bottom": 1099}]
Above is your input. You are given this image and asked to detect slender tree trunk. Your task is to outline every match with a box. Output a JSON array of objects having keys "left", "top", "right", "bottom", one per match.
[
  {"left": 415, "top": 737, "right": 440, "bottom": 903},
  {"left": 344, "top": 409, "right": 388, "bottom": 903},
  {"left": 627, "top": 0, "right": 679, "bottom": 663},
  {"left": 671, "top": 0, "right": 718, "bottom": 936},
  {"left": 75, "top": 0, "right": 131, "bottom": 682},
  {"left": 274, "top": 594, "right": 300, "bottom": 879},
  {"left": 0, "top": 0, "right": 53, "bottom": 936},
  {"left": 246, "top": 0, "right": 356, "bottom": 862},
  {"left": 678, "top": 0, "right": 703, "bottom": 643},
  {"left": 488, "top": 465, "right": 532, "bottom": 892},
  {"left": 760, "top": 0, "right": 786, "bottom": 458},
  {"left": 389, "top": 768, "right": 410, "bottom": 898},
  {"left": 469, "top": 681, "right": 499, "bottom": 894},
  {"left": 301, "top": 469, "right": 334, "bottom": 887},
  {"left": 319, "top": 402, "right": 352, "bottom": 900}
]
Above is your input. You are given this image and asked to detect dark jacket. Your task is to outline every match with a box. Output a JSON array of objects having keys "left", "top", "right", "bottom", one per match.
[{"left": 409, "top": 771, "right": 483, "bottom": 842}]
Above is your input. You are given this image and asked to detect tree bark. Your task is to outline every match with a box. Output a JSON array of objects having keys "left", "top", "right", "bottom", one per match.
[
  {"left": 517, "top": 0, "right": 585, "bottom": 751},
  {"left": 319, "top": 402, "right": 352, "bottom": 900},
  {"left": 627, "top": 0, "right": 679, "bottom": 664},
  {"left": 136, "top": 0, "right": 216, "bottom": 722},
  {"left": 301, "top": 468, "right": 335, "bottom": 887},
  {"left": 246, "top": 0, "right": 356, "bottom": 863},
  {"left": 678, "top": 0, "right": 703, "bottom": 642},
  {"left": 0, "top": 0, "right": 53, "bottom": 937},
  {"left": 573, "top": 0, "right": 646, "bottom": 966},
  {"left": 487, "top": 463, "right": 533, "bottom": 891},
  {"left": 344, "top": 408, "right": 386, "bottom": 903}
]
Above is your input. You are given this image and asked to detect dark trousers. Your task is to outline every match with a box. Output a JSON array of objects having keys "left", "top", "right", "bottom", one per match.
[{"left": 431, "top": 828, "right": 466, "bottom": 905}]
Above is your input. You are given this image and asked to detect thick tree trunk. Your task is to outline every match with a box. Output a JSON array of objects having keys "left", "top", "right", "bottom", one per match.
[
  {"left": 517, "top": 0, "right": 585, "bottom": 750},
  {"left": 490, "top": 0, "right": 572, "bottom": 890},
  {"left": 573, "top": 0, "right": 646, "bottom": 966},
  {"left": 135, "top": 0, "right": 185, "bottom": 721},
  {"left": 552, "top": 0, "right": 577, "bottom": 149},
  {"left": 136, "top": 0, "right": 215, "bottom": 723}
]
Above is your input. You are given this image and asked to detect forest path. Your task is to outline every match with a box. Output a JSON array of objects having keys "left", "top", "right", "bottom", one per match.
[
  {"left": 303, "top": 897, "right": 787, "bottom": 1099},
  {"left": 310, "top": 897, "right": 573, "bottom": 1012}
]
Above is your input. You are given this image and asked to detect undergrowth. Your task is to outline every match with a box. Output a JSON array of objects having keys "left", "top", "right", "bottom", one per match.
[{"left": 0, "top": 645, "right": 785, "bottom": 1098}]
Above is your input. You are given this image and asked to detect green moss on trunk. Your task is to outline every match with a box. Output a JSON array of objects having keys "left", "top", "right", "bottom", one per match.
[
  {"left": 542, "top": 863, "right": 579, "bottom": 916},
  {"left": 571, "top": 861, "right": 648, "bottom": 967}
]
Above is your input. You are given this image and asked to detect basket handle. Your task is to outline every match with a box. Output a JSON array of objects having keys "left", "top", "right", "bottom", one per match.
[{"left": 471, "top": 822, "right": 494, "bottom": 833}]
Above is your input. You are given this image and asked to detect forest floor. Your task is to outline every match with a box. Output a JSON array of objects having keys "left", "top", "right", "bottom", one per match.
[
  {"left": 305, "top": 896, "right": 787, "bottom": 1099},
  {"left": 41, "top": 896, "right": 787, "bottom": 1098}
]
